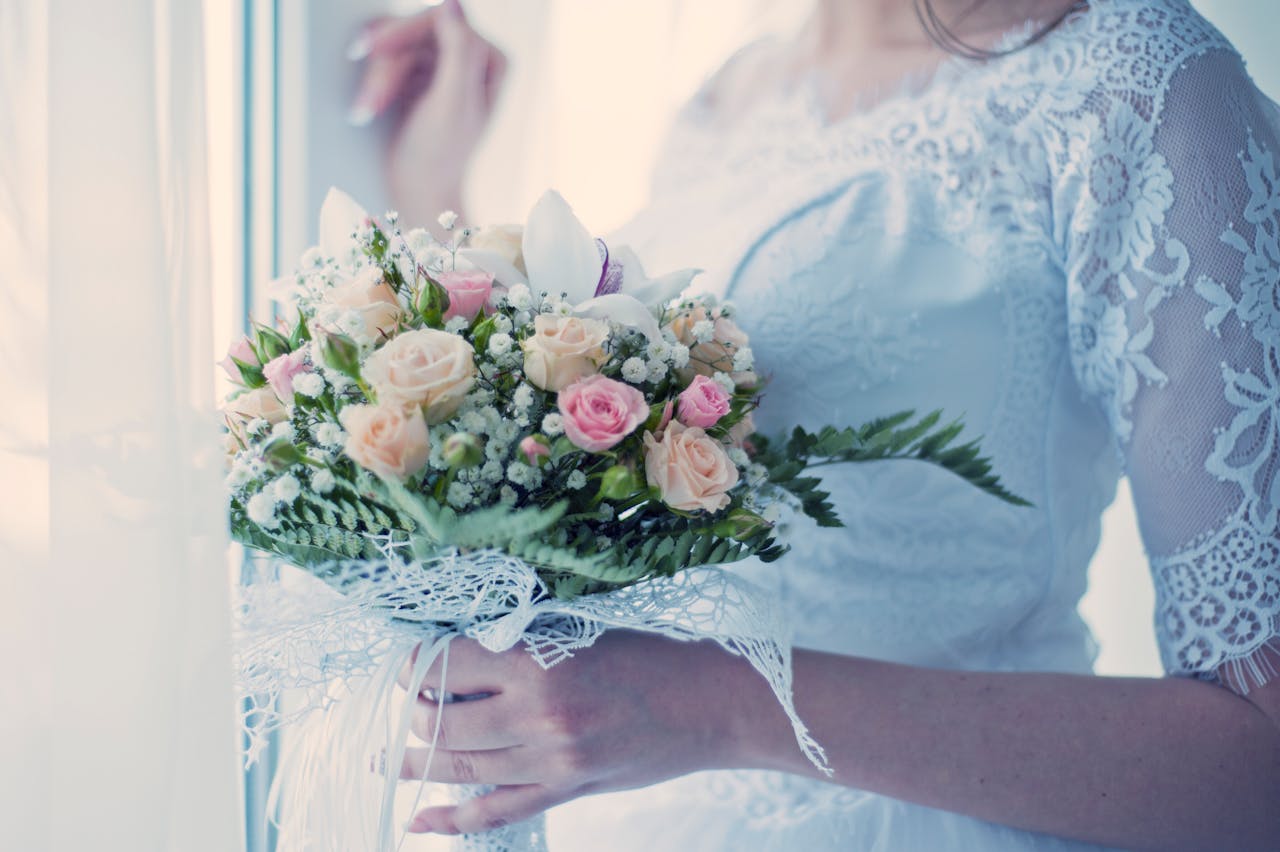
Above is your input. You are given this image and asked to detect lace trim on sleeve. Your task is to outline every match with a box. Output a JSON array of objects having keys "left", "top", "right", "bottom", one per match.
[{"left": 1057, "top": 2, "right": 1280, "bottom": 692}]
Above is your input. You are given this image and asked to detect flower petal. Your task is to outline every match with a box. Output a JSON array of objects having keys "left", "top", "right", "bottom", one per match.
[
  {"left": 575, "top": 293, "right": 662, "bottom": 342},
  {"left": 457, "top": 248, "right": 529, "bottom": 288},
  {"left": 522, "top": 190, "right": 602, "bottom": 303},
  {"left": 319, "top": 187, "right": 370, "bottom": 263},
  {"left": 612, "top": 244, "right": 699, "bottom": 305}
]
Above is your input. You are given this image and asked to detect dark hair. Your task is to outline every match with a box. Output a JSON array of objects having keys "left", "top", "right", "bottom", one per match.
[{"left": 914, "top": 0, "right": 1086, "bottom": 60}]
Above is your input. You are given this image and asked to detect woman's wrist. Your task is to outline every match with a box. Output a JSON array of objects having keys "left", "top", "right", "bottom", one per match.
[{"left": 691, "top": 642, "right": 814, "bottom": 776}]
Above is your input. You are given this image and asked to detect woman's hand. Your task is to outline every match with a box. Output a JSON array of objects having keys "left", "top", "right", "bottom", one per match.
[
  {"left": 348, "top": 0, "right": 506, "bottom": 228},
  {"left": 396, "top": 631, "right": 775, "bottom": 835}
]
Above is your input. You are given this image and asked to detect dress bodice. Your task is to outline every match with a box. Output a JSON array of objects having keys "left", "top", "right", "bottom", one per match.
[
  {"left": 551, "top": 2, "right": 1280, "bottom": 848},
  {"left": 611, "top": 0, "right": 1280, "bottom": 689}
]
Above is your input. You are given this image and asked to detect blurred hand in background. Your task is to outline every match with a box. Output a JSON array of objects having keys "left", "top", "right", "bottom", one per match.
[{"left": 349, "top": 0, "right": 506, "bottom": 228}]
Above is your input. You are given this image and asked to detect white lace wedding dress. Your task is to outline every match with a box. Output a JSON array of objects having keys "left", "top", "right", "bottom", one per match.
[{"left": 544, "top": 1, "right": 1280, "bottom": 849}]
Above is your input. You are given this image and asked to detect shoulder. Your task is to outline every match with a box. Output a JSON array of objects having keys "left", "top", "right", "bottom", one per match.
[
  {"left": 1038, "top": 1, "right": 1261, "bottom": 241},
  {"left": 1039, "top": 0, "right": 1241, "bottom": 116},
  {"left": 683, "top": 37, "right": 790, "bottom": 127}
]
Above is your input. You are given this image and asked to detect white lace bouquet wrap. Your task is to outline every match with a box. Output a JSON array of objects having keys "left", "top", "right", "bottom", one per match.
[
  {"left": 223, "top": 188, "right": 1024, "bottom": 851},
  {"left": 236, "top": 544, "right": 823, "bottom": 852}
]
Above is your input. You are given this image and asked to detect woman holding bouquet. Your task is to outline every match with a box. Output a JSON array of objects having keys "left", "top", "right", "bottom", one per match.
[{"left": 353, "top": 0, "right": 1280, "bottom": 849}]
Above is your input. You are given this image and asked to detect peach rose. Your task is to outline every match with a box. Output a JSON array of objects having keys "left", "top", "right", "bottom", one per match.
[
  {"left": 725, "top": 412, "right": 756, "bottom": 448},
  {"left": 558, "top": 374, "right": 648, "bottom": 453},
  {"left": 667, "top": 307, "right": 755, "bottom": 387},
  {"left": 439, "top": 270, "right": 494, "bottom": 322},
  {"left": 521, "top": 315, "right": 610, "bottom": 392},
  {"left": 338, "top": 403, "right": 430, "bottom": 480},
  {"left": 362, "top": 328, "right": 476, "bottom": 423},
  {"left": 643, "top": 421, "right": 740, "bottom": 513},
  {"left": 321, "top": 267, "right": 402, "bottom": 342}
]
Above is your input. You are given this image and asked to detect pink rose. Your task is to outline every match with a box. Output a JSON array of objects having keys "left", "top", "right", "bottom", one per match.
[
  {"left": 219, "top": 335, "right": 259, "bottom": 383},
  {"left": 677, "top": 375, "right": 731, "bottom": 429},
  {"left": 262, "top": 350, "right": 311, "bottom": 403},
  {"left": 642, "top": 421, "right": 740, "bottom": 513},
  {"left": 439, "top": 271, "right": 494, "bottom": 322},
  {"left": 558, "top": 374, "right": 648, "bottom": 453},
  {"left": 338, "top": 403, "right": 430, "bottom": 481}
]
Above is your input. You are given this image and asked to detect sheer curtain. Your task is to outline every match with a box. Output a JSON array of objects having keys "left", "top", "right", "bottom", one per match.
[{"left": 0, "top": 2, "right": 242, "bottom": 850}]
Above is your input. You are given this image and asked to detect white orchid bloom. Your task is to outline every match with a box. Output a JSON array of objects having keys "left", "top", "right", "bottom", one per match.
[
  {"left": 270, "top": 187, "right": 374, "bottom": 303},
  {"left": 461, "top": 190, "right": 698, "bottom": 341},
  {"left": 318, "top": 187, "right": 372, "bottom": 268}
]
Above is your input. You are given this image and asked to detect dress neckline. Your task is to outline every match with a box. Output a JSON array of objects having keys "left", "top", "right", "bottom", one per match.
[{"left": 693, "top": 0, "right": 1101, "bottom": 135}]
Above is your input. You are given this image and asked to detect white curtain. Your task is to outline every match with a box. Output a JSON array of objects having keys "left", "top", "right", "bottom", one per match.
[{"left": 0, "top": 2, "right": 242, "bottom": 850}]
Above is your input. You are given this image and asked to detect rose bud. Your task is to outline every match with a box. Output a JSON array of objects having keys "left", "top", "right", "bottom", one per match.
[
  {"left": 442, "top": 432, "right": 484, "bottom": 469},
  {"left": 519, "top": 435, "right": 551, "bottom": 467},
  {"left": 599, "top": 464, "right": 640, "bottom": 501},
  {"left": 261, "top": 436, "right": 305, "bottom": 473},
  {"left": 317, "top": 331, "right": 362, "bottom": 379},
  {"left": 254, "top": 325, "right": 292, "bottom": 361}
]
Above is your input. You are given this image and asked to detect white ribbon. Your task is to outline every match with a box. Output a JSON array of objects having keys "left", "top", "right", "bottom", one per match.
[{"left": 236, "top": 547, "right": 829, "bottom": 851}]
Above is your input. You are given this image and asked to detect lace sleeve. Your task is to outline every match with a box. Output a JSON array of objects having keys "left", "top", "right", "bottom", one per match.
[{"left": 1059, "top": 38, "right": 1280, "bottom": 694}]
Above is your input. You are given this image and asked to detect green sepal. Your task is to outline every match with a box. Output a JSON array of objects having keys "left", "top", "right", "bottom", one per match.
[
  {"left": 254, "top": 325, "right": 292, "bottom": 361},
  {"left": 262, "top": 437, "right": 304, "bottom": 472},
  {"left": 231, "top": 356, "right": 267, "bottom": 389},
  {"left": 415, "top": 274, "right": 450, "bottom": 328},
  {"left": 317, "top": 332, "right": 362, "bottom": 379},
  {"left": 471, "top": 314, "right": 496, "bottom": 355},
  {"left": 288, "top": 313, "right": 312, "bottom": 349}
]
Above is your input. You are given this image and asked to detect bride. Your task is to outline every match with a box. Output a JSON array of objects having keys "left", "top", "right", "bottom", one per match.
[{"left": 351, "top": 0, "right": 1280, "bottom": 849}]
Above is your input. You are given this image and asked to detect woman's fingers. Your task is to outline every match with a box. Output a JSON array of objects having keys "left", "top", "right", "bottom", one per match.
[
  {"left": 349, "top": 50, "right": 424, "bottom": 126},
  {"left": 396, "top": 639, "right": 524, "bottom": 696},
  {"left": 482, "top": 43, "right": 508, "bottom": 111},
  {"left": 409, "top": 692, "right": 525, "bottom": 750},
  {"left": 357, "top": 7, "right": 439, "bottom": 59},
  {"left": 406, "top": 784, "right": 567, "bottom": 835},
  {"left": 399, "top": 745, "right": 545, "bottom": 785}
]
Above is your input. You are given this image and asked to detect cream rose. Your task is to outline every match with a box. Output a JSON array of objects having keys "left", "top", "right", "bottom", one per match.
[
  {"left": 643, "top": 421, "right": 740, "bottom": 513},
  {"left": 467, "top": 224, "right": 526, "bottom": 279},
  {"left": 521, "top": 315, "right": 611, "bottom": 392},
  {"left": 321, "top": 267, "right": 402, "bottom": 342},
  {"left": 362, "top": 328, "right": 476, "bottom": 423},
  {"left": 224, "top": 386, "right": 288, "bottom": 439},
  {"left": 338, "top": 403, "right": 430, "bottom": 481}
]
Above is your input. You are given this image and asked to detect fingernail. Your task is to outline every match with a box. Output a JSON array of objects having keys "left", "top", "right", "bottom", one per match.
[
  {"left": 405, "top": 817, "right": 433, "bottom": 834},
  {"left": 346, "top": 34, "right": 371, "bottom": 62},
  {"left": 347, "top": 104, "right": 375, "bottom": 127}
]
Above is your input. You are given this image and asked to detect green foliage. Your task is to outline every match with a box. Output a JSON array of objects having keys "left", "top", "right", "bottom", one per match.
[
  {"left": 229, "top": 482, "right": 416, "bottom": 593},
  {"left": 754, "top": 409, "right": 1031, "bottom": 529}
]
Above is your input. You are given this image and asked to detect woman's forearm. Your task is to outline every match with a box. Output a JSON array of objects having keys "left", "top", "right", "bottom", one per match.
[{"left": 726, "top": 650, "right": 1280, "bottom": 852}]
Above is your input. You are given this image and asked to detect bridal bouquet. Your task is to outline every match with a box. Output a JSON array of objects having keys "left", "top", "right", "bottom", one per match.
[{"left": 224, "top": 189, "right": 1022, "bottom": 851}]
